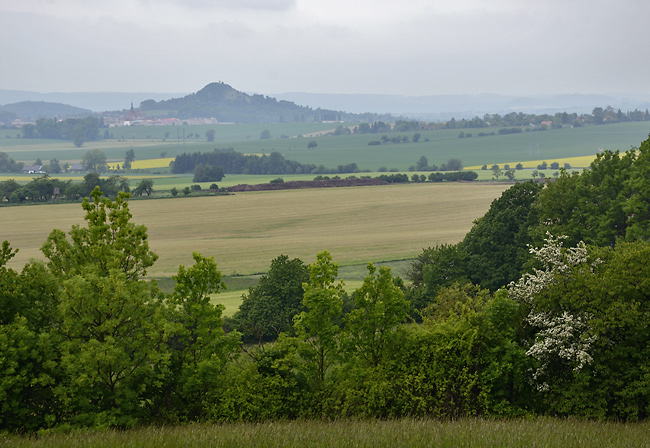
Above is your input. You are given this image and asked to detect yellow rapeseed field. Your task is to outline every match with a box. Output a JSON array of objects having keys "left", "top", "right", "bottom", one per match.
[
  {"left": 466, "top": 154, "right": 598, "bottom": 170},
  {"left": 107, "top": 157, "right": 175, "bottom": 170}
]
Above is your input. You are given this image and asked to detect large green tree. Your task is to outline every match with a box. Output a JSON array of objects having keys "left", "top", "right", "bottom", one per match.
[
  {"left": 462, "top": 180, "right": 544, "bottom": 290},
  {"left": 41, "top": 187, "right": 166, "bottom": 426},
  {"left": 234, "top": 255, "right": 309, "bottom": 343},
  {"left": 81, "top": 149, "right": 108, "bottom": 173},
  {"left": 294, "top": 251, "right": 344, "bottom": 387},
  {"left": 343, "top": 264, "right": 409, "bottom": 367},
  {"left": 163, "top": 253, "right": 240, "bottom": 419}
]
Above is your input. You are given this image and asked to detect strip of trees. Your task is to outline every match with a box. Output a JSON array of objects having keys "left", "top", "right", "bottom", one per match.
[
  {"left": 21, "top": 117, "right": 100, "bottom": 147},
  {"left": 0, "top": 173, "right": 154, "bottom": 203},
  {"left": 171, "top": 149, "right": 362, "bottom": 176}
]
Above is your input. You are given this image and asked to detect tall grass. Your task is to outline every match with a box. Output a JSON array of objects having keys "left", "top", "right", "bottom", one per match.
[{"left": 4, "top": 417, "right": 649, "bottom": 448}]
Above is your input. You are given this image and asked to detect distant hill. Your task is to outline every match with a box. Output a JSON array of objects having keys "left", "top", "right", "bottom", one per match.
[
  {"left": 139, "top": 82, "right": 395, "bottom": 123},
  {"left": 0, "top": 90, "right": 187, "bottom": 113},
  {"left": 0, "top": 101, "right": 93, "bottom": 120}
]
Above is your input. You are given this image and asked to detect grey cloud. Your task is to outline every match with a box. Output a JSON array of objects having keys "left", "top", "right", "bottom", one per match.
[{"left": 153, "top": 0, "right": 296, "bottom": 10}]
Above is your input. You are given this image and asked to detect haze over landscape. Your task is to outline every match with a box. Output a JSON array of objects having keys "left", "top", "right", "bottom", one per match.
[{"left": 2, "top": 0, "right": 650, "bottom": 117}]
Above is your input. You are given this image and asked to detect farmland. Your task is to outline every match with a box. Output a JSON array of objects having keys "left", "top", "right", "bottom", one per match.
[
  {"left": 2, "top": 121, "right": 648, "bottom": 173},
  {"left": 1, "top": 182, "right": 508, "bottom": 313}
]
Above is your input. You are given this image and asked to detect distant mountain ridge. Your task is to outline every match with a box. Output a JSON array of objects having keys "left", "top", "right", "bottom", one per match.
[
  {"left": 2, "top": 84, "right": 650, "bottom": 122},
  {"left": 0, "top": 101, "right": 93, "bottom": 120},
  {"left": 0, "top": 90, "right": 188, "bottom": 113},
  {"left": 139, "top": 82, "right": 394, "bottom": 123}
]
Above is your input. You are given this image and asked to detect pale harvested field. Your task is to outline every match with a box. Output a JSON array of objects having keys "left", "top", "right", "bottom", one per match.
[{"left": 1, "top": 183, "right": 508, "bottom": 277}]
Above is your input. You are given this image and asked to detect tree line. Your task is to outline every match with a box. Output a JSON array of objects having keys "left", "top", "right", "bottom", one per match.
[
  {"left": 2, "top": 135, "right": 650, "bottom": 432},
  {"left": 21, "top": 117, "right": 100, "bottom": 147},
  {"left": 171, "top": 149, "right": 365, "bottom": 176},
  {"left": 0, "top": 173, "right": 154, "bottom": 204}
]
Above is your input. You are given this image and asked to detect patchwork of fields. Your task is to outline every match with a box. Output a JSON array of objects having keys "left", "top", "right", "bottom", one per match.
[{"left": 2, "top": 121, "right": 648, "bottom": 172}]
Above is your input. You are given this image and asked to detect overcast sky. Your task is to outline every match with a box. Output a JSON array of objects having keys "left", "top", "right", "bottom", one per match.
[{"left": 2, "top": 0, "right": 649, "bottom": 96}]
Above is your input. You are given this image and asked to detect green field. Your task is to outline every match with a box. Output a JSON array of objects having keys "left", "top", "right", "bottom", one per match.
[
  {"left": 3, "top": 121, "right": 649, "bottom": 171},
  {"left": 4, "top": 417, "right": 649, "bottom": 448}
]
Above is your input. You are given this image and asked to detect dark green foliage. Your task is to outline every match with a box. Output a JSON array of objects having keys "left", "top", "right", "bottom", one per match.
[
  {"left": 1, "top": 173, "right": 131, "bottom": 204},
  {"left": 406, "top": 244, "right": 469, "bottom": 312},
  {"left": 193, "top": 164, "right": 225, "bottom": 183},
  {"left": 377, "top": 173, "right": 409, "bottom": 183},
  {"left": 427, "top": 171, "right": 478, "bottom": 182},
  {"left": 411, "top": 180, "right": 543, "bottom": 297},
  {"left": 233, "top": 255, "right": 309, "bottom": 343},
  {"left": 0, "top": 151, "right": 24, "bottom": 173},
  {"left": 22, "top": 117, "right": 100, "bottom": 144},
  {"left": 123, "top": 148, "right": 135, "bottom": 169},
  {"left": 462, "top": 180, "right": 543, "bottom": 290},
  {"left": 536, "top": 137, "right": 650, "bottom": 247},
  {"left": 172, "top": 149, "right": 315, "bottom": 175},
  {"left": 133, "top": 178, "right": 154, "bottom": 196},
  {"left": 0, "top": 316, "right": 60, "bottom": 431}
]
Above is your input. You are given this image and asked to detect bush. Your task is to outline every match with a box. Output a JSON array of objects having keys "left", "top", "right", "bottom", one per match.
[{"left": 193, "top": 164, "right": 225, "bottom": 183}]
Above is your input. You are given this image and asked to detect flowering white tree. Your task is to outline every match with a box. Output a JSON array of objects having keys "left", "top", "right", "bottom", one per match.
[{"left": 508, "top": 233, "right": 598, "bottom": 390}]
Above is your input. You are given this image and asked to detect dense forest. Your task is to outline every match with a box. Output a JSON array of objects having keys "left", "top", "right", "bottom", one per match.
[{"left": 1, "top": 135, "right": 650, "bottom": 432}]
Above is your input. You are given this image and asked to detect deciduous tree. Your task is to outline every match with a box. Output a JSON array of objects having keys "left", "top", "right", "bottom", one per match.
[{"left": 294, "top": 251, "right": 344, "bottom": 386}]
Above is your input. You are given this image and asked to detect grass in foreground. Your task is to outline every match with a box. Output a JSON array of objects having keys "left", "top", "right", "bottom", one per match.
[{"left": 4, "top": 417, "right": 649, "bottom": 448}]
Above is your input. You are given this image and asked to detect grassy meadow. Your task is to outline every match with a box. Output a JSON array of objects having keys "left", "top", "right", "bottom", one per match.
[{"left": 4, "top": 417, "right": 650, "bottom": 448}]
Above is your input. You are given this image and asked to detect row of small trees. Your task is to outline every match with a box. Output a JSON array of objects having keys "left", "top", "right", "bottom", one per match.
[{"left": 0, "top": 173, "right": 154, "bottom": 203}]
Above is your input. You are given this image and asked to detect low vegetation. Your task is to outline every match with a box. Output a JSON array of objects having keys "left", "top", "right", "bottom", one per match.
[{"left": 5, "top": 417, "right": 650, "bottom": 447}]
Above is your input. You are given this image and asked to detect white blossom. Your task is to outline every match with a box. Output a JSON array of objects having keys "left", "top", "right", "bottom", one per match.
[{"left": 508, "top": 233, "right": 597, "bottom": 387}]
